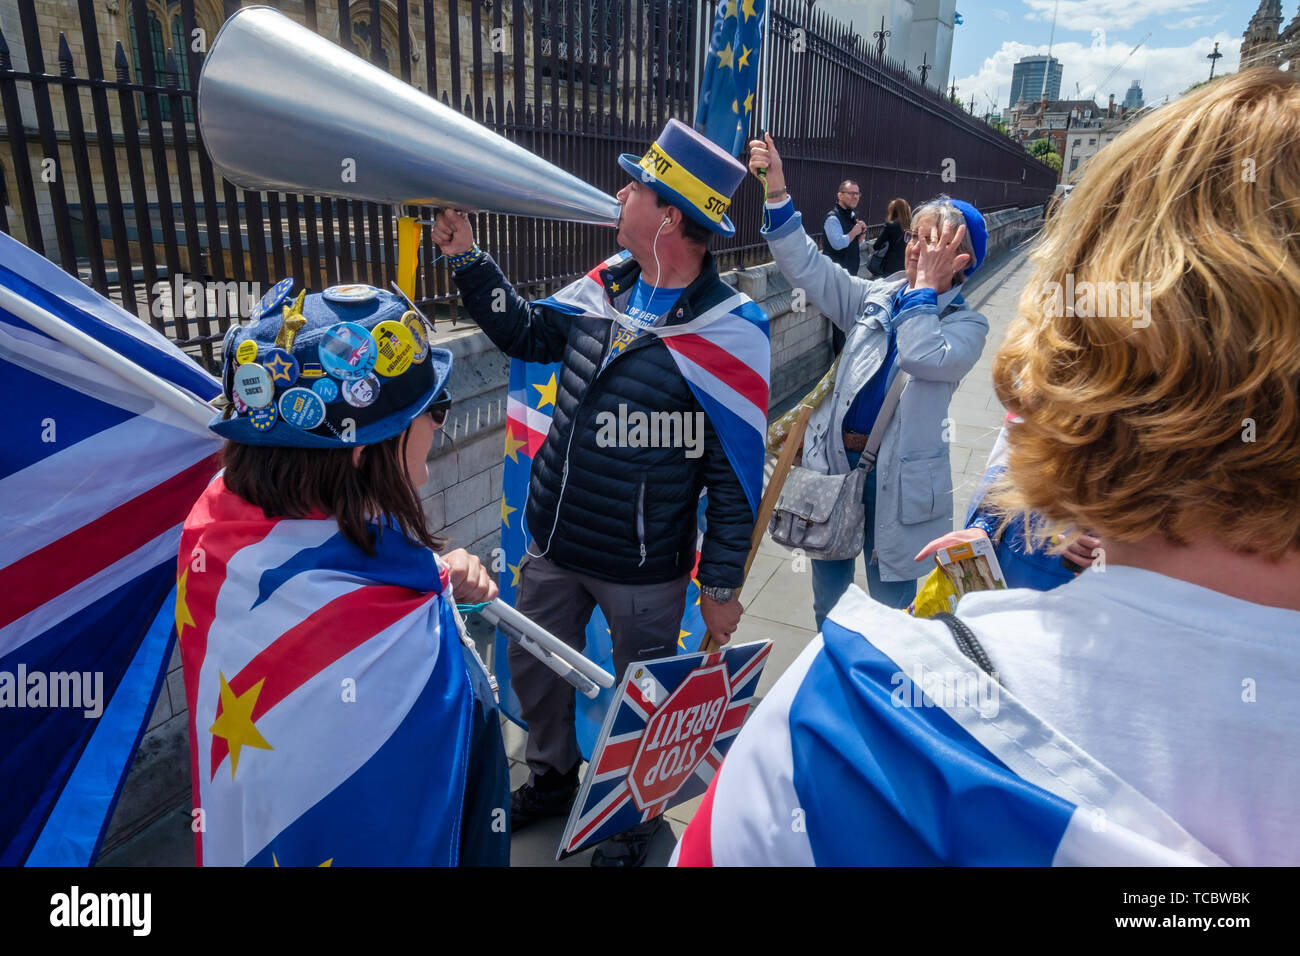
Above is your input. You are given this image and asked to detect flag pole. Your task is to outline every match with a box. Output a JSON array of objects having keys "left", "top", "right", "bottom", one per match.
[
  {"left": 700, "top": 403, "right": 813, "bottom": 653},
  {"left": 759, "top": 0, "right": 773, "bottom": 134},
  {"left": 0, "top": 285, "right": 217, "bottom": 431}
]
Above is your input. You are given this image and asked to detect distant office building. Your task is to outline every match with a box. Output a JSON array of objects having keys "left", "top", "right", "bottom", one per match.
[
  {"left": 1122, "top": 80, "right": 1144, "bottom": 110},
  {"left": 1009, "top": 55, "right": 1063, "bottom": 107}
]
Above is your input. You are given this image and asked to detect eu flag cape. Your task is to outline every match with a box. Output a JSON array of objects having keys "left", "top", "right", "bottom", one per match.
[
  {"left": 675, "top": 587, "right": 1225, "bottom": 866},
  {"left": 179, "top": 478, "right": 507, "bottom": 866},
  {"left": 0, "top": 231, "right": 222, "bottom": 865}
]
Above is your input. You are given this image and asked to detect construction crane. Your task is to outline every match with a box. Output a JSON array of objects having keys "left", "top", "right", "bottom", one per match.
[{"left": 1096, "top": 32, "right": 1151, "bottom": 103}]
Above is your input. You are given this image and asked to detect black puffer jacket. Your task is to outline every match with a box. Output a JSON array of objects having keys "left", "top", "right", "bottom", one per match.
[{"left": 454, "top": 251, "right": 755, "bottom": 589}]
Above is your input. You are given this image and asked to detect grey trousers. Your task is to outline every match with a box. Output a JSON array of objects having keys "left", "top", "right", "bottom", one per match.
[{"left": 510, "top": 548, "right": 690, "bottom": 781}]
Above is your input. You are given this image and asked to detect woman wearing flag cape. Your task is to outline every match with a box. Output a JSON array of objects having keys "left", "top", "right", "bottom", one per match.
[
  {"left": 677, "top": 68, "right": 1300, "bottom": 866},
  {"left": 177, "top": 283, "right": 509, "bottom": 866}
]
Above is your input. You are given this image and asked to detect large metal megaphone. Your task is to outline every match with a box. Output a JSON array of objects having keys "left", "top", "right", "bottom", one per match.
[{"left": 198, "top": 6, "right": 621, "bottom": 225}]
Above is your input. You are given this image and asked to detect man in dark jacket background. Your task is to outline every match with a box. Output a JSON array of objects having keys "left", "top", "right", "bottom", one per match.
[
  {"left": 823, "top": 180, "right": 866, "bottom": 353},
  {"left": 823, "top": 179, "right": 866, "bottom": 276},
  {"left": 430, "top": 119, "right": 767, "bottom": 865}
]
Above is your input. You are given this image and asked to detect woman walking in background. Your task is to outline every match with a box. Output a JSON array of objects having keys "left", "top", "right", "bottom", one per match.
[{"left": 868, "top": 198, "right": 912, "bottom": 278}]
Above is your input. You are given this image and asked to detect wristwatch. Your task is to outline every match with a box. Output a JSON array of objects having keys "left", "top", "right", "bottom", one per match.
[{"left": 701, "top": 585, "right": 736, "bottom": 603}]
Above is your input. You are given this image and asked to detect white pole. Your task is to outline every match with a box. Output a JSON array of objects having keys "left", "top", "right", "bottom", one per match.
[
  {"left": 693, "top": 0, "right": 706, "bottom": 123},
  {"left": 1041, "top": 0, "right": 1060, "bottom": 102},
  {"left": 480, "top": 597, "right": 615, "bottom": 688},
  {"left": 760, "top": 0, "right": 773, "bottom": 133},
  {"left": 0, "top": 285, "right": 217, "bottom": 431}
]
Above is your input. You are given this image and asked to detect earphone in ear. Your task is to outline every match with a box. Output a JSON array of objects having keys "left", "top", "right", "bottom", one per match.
[{"left": 663, "top": 218, "right": 671, "bottom": 224}]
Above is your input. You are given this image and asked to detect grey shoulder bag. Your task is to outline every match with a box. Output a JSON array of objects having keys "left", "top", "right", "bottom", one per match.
[{"left": 769, "top": 370, "right": 908, "bottom": 560}]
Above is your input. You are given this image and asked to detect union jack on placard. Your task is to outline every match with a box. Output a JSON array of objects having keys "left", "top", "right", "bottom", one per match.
[{"left": 558, "top": 639, "right": 771, "bottom": 858}]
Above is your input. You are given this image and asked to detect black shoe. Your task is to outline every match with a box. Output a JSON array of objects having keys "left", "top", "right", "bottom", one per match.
[
  {"left": 590, "top": 816, "right": 665, "bottom": 868},
  {"left": 510, "top": 764, "right": 578, "bottom": 832}
]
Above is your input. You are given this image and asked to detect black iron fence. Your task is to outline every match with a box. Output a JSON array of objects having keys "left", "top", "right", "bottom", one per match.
[{"left": 0, "top": 0, "right": 1055, "bottom": 370}]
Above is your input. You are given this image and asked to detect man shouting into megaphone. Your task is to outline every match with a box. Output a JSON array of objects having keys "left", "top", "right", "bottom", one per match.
[{"left": 430, "top": 119, "right": 770, "bottom": 867}]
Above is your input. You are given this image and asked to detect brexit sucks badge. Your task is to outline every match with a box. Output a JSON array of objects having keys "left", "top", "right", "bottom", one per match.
[{"left": 556, "top": 640, "right": 771, "bottom": 859}]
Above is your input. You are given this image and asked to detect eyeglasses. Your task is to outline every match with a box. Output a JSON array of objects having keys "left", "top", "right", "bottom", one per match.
[{"left": 427, "top": 389, "right": 452, "bottom": 427}]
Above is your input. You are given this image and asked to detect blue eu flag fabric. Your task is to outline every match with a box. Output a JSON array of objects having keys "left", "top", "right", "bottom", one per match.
[
  {"left": 497, "top": 358, "right": 708, "bottom": 757},
  {"left": 694, "top": 0, "right": 768, "bottom": 156}
]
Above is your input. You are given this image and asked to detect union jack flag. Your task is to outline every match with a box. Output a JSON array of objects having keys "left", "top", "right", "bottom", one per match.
[
  {"left": 0, "top": 231, "right": 222, "bottom": 865},
  {"left": 559, "top": 639, "right": 771, "bottom": 858}
]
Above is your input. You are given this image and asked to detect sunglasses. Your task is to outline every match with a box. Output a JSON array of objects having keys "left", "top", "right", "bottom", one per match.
[{"left": 427, "top": 389, "right": 452, "bottom": 426}]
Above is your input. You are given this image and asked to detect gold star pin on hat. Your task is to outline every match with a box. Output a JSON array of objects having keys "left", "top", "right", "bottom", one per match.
[{"left": 276, "top": 290, "right": 307, "bottom": 351}]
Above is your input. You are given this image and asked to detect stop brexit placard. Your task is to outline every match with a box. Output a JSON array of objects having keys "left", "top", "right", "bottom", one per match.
[{"left": 557, "top": 640, "right": 772, "bottom": 859}]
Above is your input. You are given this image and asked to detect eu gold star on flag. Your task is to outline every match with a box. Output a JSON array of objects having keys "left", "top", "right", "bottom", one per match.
[
  {"left": 209, "top": 673, "right": 273, "bottom": 780},
  {"left": 742, "top": 0, "right": 758, "bottom": 22},
  {"left": 508, "top": 563, "right": 522, "bottom": 587},
  {"left": 717, "top": 43, "right": 734, "bottom": 70},
  {"left": 739, "top": 45, "right": 752, "bottom": 69},
  {"left": 533, "top": 372, "right": 557, "bottom": 410},
  {"left": 504, "top": 429, "right": 528, "bottom": 463},
  {"left": 175, "top": 568, "right": 196, "bottom": 642},
  {"left": 678, "top": 628, "right": 691, "bottom": 649},
  {"left": 500, "top": 497, "right": 517, "bottom": 528}
]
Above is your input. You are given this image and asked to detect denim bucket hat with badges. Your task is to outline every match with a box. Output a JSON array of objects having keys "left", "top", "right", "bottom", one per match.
[{"left": 212, "top": 279, "right": 452, "bottom": 448}]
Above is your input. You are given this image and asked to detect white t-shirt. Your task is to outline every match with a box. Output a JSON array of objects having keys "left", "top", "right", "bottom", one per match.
[{"left": 957, "top": 565, "right": 1300, "bottom": 866}]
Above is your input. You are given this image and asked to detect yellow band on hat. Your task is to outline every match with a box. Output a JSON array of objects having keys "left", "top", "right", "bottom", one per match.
[{"left": 637, "top": 143, "right": 730, "bottom": 224}]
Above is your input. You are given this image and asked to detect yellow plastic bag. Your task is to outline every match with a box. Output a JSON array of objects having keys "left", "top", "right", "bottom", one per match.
[{"left": 909, "top": 567, "right": 960, "bottom": 618}]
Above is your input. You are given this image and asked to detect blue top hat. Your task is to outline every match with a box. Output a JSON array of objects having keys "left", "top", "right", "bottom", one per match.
[
  {"left": 211, "top": 279, "right": 452, "bottom": 449},
  {"left": 618, "top": 118, "right": 748, "bottom": 237}
]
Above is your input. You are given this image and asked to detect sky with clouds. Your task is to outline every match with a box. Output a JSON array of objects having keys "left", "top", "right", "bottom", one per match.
[{"left": 814, "top": 0, "right": 1276, "bottom": 114}]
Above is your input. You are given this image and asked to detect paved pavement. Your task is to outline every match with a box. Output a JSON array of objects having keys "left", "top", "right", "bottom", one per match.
[{"left": 507, "top": 246, "right": 1037, "bottom": 866}]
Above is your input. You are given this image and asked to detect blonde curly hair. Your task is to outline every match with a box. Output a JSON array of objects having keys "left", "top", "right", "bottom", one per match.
[{"left": 990, "top": 67, "right": 1300, "bottom": 558}]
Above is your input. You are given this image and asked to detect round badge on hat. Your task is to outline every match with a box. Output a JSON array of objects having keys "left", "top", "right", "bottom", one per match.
[
  {"left": 322, "top": 284, "right": 380, "bottom": 304},
  {"left": 250, "top": 405, "right": 278, "bottom": 432},
  {"left": 263, "top": 347, "right": 300, "bottom": 388},
  {"left": 232, "top": 363, "right": 274, "bottom": 409},
  {"left": 342, "top": 373, "right": 381, "bottom": 408},
  {"left": 230, "top": 388, "right": 250, "bottom": 416},
  {"left": 372, "top": 320, "right": 417, "bottom": 378},
  {"left": 234, "top": 338, "right": 259, "bottom": 366},
  {"left": 311, "top": 377, "right": 340, "bottom": 403},
  {"left": 278, "top": 387, "right": 327, "bottom": 430},
  {"left": 249, "top": 277, "right": 295, "bottom": 323},
  {"left": 403, "top": 311, "right": 430, "bottom": 363},
  {"left": 319, "top": 322, "right": 378, "bottom": 381}
]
